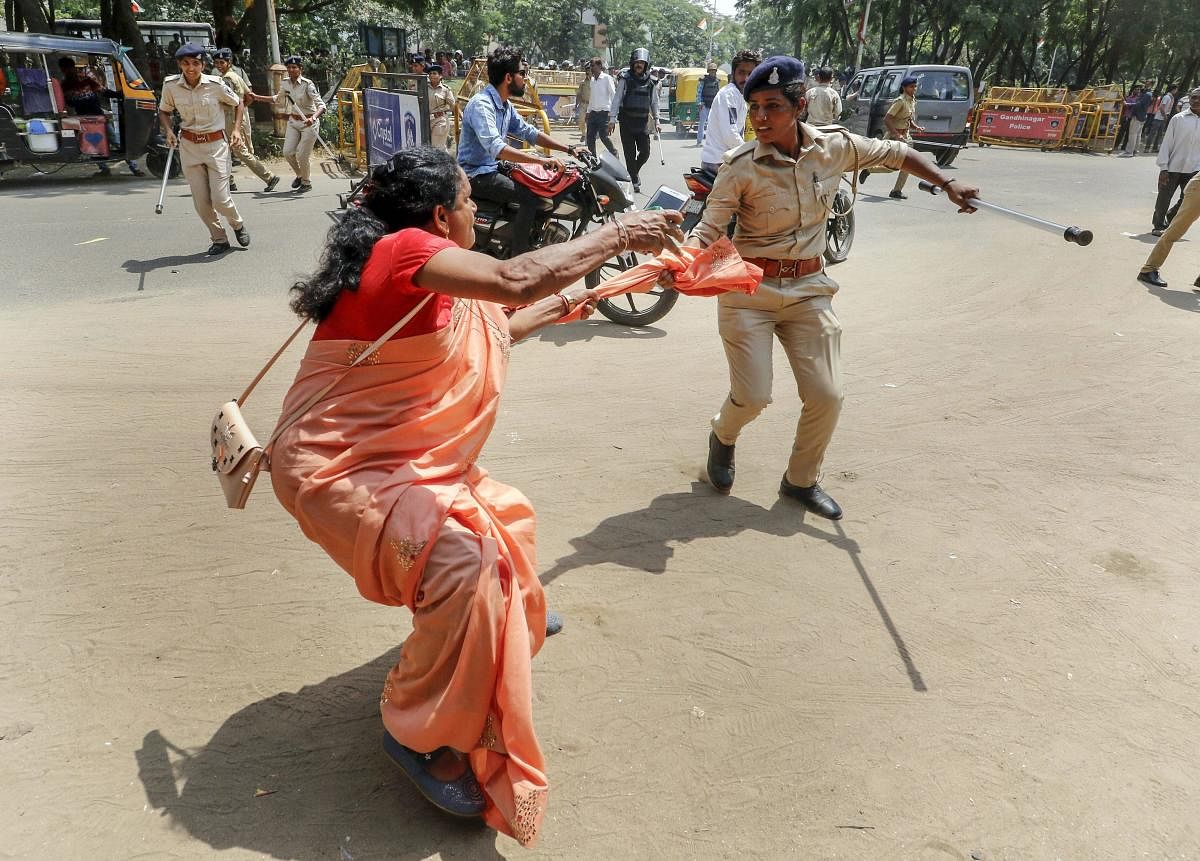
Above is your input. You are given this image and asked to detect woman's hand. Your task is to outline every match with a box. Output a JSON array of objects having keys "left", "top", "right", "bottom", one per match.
[
  {"left": 616, "top": 210, "right": 685, "bottom": 255},
  {"left": 560, "top": 287, "right": 599, "bottom": 320}
]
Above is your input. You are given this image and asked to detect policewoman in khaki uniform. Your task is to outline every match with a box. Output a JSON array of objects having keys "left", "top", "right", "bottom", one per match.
[
  {"left": 691, "top": 57, "right": 978, "bottom": 519},
  {"left": 426, "top": 64, "right": 456, "bottom": 150},
  {"left": 861, "top": 75, "right": 924, "bottom": 199},
  {"left": 159, "top": 42, "right": 250, "bottom": 254},
  {"left": 253, "top": 55, "right": 326, "bottom": 192},
  {"left": 212, "top": 48, "right": 279, "bottom": 193}
]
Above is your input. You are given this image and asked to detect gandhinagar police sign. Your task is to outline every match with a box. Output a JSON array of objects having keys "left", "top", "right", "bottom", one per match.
[{"left": 365, "top": 88, "right": 427, "bottom": 166}]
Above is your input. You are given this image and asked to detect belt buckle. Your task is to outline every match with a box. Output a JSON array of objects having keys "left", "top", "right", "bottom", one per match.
[{"left": 779, "top": 259, "right": 798, "bottom": 278}]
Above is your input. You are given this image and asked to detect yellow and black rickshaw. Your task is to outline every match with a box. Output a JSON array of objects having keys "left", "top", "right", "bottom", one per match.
[
  {"left": 668, "top": 66, "right": 726, "bottom": 135},
  {"left": 0, "top": 31, "right": 164, "bottom": 176}
]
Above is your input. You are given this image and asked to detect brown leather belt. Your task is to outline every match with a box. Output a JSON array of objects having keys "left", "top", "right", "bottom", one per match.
[
  {"left": 744, "top": 256, "right": 823, "bottom": 278},
  {"left": 180, "top": 129, "right": 224, "bottom": 144},
  {"left": 432, "top": 110, "right": 450, "bottom": 118},
  {"left": 288, "top": 113, "right": 310, "bottom": 121}
]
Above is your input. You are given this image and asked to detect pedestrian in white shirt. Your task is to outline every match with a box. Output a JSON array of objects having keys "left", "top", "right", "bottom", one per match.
[
  {"left": 1149, "top": 87, "right": 1200, "bottom": 234},
  {"left": 1149, "top": 83, "right": 1178, "bottom": 152},
  {"left": 805, "top": 67, "right": 842, "bottom": 125},
  {"left": 700, "top": 50, "right": 762, "bottom": 172},
  {"left": 584, "top": 57, "right": 618, "bottom": 156},
  {"left": 1138, "top": 88, "right": 1200, "bottom": 288}
]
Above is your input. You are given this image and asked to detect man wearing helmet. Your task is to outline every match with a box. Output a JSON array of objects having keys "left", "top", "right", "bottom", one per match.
[{"left": 608, "top": 47, "right": 661, "bottom": 193}]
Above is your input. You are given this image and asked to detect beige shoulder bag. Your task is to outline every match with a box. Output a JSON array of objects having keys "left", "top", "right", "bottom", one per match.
[{"left": 210, "top": 293, "right": 434, "bottom": 509}]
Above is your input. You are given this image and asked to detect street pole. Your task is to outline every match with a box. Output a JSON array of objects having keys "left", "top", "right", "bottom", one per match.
[
  {"left": 265, "top": 0, "right": 281, "bottom": 64},
  {"left": 853, "top": 0, "right": 872, "bottom": 72},
  {"left": 706, "top": 0, "right": 715, "bottom": 64},
  {"left": 1045, "top": 45, "right": 1059, "bottom": 87}
]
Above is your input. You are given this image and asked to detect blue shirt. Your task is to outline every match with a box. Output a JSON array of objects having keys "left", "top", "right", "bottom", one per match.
[{"left": 458, "top": 84, "right": 542, "bottom": 178}]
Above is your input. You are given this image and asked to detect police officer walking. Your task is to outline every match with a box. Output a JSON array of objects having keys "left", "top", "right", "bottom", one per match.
[
  {"left": 696, "top": 61, "right": 720, "bottom": 145},
  {"left": 691, "top": 57, "right": 978, "bottom": 518},
  {"left": 426, "top": 64, "right": 456, "bottom": 150},
  {"left": 804, "top": 67, "right": 842, "bottom": 125},
  {"left": 212, "top": 48, "right": 280, "bottom": 193},
  {"left": 860, "top": 75, "right": 923, "bottom": 199},
  {"left": 252, "top": 55, "right": 326, "bottom": 193},
  {"left": 158, "top": 43, "right": 250, "bottom": 254},
  {"left": 608, "top": 47, "right": 661, "bottom": 193}
]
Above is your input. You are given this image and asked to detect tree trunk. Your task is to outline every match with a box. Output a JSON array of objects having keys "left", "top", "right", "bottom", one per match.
[
  {"left": 12, "top": 0, "right": 50, "bottom": 32},
  {"left": 98, "top": 0, "right": 146, "bottom": 67},
  {"left": 895, "top": 0, "right": 910, "bottom": 64}
]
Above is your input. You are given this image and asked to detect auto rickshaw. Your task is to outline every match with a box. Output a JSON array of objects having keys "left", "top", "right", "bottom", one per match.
[
  {"left": 668, "top": 67, "right": 726, "bottom": 136},
  {"left": 0, "top": 31, "right": 165, "bottom": 177}
]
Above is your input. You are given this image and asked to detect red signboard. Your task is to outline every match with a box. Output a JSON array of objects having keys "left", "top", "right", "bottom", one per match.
[{"left": 977, "top": 109, "right": 1066, "bottom": 141}]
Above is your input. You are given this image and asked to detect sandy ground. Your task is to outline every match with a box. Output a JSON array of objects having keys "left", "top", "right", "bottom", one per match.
[{"left": 2, "top": 138, "right": 1199, "bottom": 860}]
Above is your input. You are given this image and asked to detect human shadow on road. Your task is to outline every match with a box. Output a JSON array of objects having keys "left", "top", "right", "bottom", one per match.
[
  {"left": 0, "top": 171, "right": 151, "bottom": 197},
  {"left": 135, "top": 648, "right": 504, "bottom": 861},
  {"left": 540, "top": 482, "right": 927, "bottom": 692},
  {"left": 534, "top": 319, "right": 667, "bottom": 345},
  {"left": 1140, "top": 280, "right": 1200, "bottom": 312},
  {"left": 123, "top": 252, "right": 235, "bottom": 292}
]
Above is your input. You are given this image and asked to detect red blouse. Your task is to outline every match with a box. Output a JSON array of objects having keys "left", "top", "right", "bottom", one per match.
[{"left": 314, "top": 227, "right": 457, "bottom": 341}]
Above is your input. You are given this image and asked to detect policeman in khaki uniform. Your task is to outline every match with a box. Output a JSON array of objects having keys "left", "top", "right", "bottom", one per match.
[
  {"left": 860, "top": 75, "right": 924, "bottom": 199},
  {"left": 426, "top": 64, "right": 456, "bottom": 150},
  {"left": 212, "top": 48, "right": 280, "bottom": 193},
  {"left": 804, "top": 67, "right": 842, "bottom": 125},
  {"left": 159, "top": 42, "right": 250, "bottom": 254},
  {"left": 690, "top": 57, "right": 979, "bottom": 519},
  {"left": 252, "top": 55, "right": 326, "bottom": 192}
]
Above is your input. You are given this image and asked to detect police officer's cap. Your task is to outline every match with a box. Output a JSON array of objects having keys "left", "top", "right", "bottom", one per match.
[
  {"left": 174, "top": 41, "right": 206, "bottom": 60},
  {"left": 283, "top": 54, "right": 303, "bottom": 66},
  {"left": 213, "top": 47, "right": 233, "bottom": 60},
  {"left": 426, "top": 64, "right": 442, "bottom": 74},
  {"left": 743, "top": 56, "right": 805, "bottom": 99},
  {"left": 901, "top": 75, "right": 918, "bottom": 87}
]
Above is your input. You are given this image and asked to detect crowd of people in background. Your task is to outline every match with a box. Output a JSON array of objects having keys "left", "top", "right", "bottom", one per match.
[{"left": 1115, "top": 80, "right": 1184, "bottom": 156}]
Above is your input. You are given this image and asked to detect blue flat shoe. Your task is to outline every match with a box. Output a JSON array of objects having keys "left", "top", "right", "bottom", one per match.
[
  {"left": 546, "top": 610, "right": 564, "bottom": 637},
  {"left": 382, "top": 732, "right": 485, "bottom": 817}
]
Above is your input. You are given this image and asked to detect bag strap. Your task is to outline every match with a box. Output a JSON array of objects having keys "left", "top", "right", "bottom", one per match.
[
  {"left": 264, "top": 292, "right": 434, "bottom": 451},
  {"left": 238, "top": 319, "right": 309, "bottom": 406}
]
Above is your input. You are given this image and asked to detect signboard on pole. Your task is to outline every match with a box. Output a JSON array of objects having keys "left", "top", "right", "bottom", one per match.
[
  {"left": 977, "top": 109, "right": 1065, "bottom": 142},
  {"left": 364, "top": 88, "right": 426, "bottom": 166}
]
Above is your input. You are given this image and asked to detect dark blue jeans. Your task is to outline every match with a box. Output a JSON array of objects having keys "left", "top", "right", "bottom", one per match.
[{"left": 585, "top": 110, "right": 617, "bottom": 156}]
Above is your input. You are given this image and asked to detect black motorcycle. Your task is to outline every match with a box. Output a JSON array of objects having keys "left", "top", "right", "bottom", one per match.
[
  {"left": 471, "top": 150, "right": 680, "bottom": 326},
  {"left": 680, "top": 166, "right": 856, "bottom": 264}
]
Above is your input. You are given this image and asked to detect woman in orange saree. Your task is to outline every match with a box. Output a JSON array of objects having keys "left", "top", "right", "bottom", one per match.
[{"left": 269, "top": 147, "right": 684, "bottom": 847}]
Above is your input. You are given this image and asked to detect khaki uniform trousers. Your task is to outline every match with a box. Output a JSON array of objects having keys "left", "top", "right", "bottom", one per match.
[
  {"left": 226, "top": 113, "right": 272, "bottom": 183},
  {"left": 282, "top": 119, "right": 318, "bottom": 181},
  {"left": 711, "top": 279, "right": 843, "bottom": 488},
  {"left": 1142, "top": 172, "right": 1200, "bottom": 273},
  {"left": 180, "top": 136, "right": 243, "bottom": 242},
  {"left": 866, "top": 132, "right": 912, "bottom": 192},
  {"left": 430, "top": 117, "right": 452, "bottom": 151}
]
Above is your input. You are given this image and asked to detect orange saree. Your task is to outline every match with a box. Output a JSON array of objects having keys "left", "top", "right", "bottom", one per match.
[{"left": 270, "top": 297, "right": 549, "bottom": 846}]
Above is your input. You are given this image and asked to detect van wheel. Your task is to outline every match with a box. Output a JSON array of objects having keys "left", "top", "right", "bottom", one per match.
[{"left": 935, "top": 147, "right": 958, "bottom": 167}]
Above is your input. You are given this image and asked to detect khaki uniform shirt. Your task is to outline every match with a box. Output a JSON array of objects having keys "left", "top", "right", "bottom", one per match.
[
  {"left": 691, "top": 124, "right": 907, "bottom": 266},
  {"left": 805, "top": 84, "right": 842, "bottom": 125},
  {"left": 219, "top": 68, "right": 248, "bottom": 132},
  {"left": 159, "top": 73, "right": 240, "bottom": 134},
  {"left": 886, "top": 93, "right": 916, "bottom": 140},
  {"left": 429, "top": 82, "right": 455, "bottom": 121},
  {"left": 273, "top": 75, "right": 325, "bottom": 118}
]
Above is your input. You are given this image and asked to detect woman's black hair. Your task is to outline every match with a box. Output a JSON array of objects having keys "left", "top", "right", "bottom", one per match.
[
  {"left": 487, "top": 46, "right": 523, "bottom": 87},
  {"left": 289, "top": 146, "right": 462, "bottom": 322},
  {"left": 781, "top": 80, "right": 806, "bottom": 107}
]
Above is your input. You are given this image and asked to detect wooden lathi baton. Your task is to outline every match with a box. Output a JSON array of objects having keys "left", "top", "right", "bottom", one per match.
[{"left": 917, "top": 180, "right": 1093, "bottom": 246}]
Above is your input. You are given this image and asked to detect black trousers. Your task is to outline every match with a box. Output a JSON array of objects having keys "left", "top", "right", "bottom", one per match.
[
  {"left": 471, "top": 170, "right": 540, "bottom": 256},
  {"left": 618, "top": 119, "right": 651, "bottom": 184},
  {"left": 586, "top": 110, "right": 617, "bottom": 156},
  {"left": 1153, "top": 171, "right": 1196, "bottom": 230}
]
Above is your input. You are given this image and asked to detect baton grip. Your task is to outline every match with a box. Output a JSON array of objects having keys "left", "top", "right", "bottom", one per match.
[
  {"left": 1063, "top": 226, "right": 1093, "bottom": 246},
  {"left": 918, "top": 180, "right": 941, "bottom": 195}
]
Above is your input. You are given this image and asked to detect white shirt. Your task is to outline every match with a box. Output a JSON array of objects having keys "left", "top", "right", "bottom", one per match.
[
  {"left": 1156, "top": 92, "right": 1175, "bottom": 121},
  {"left": 700, "top": 82, "right": 747, "bottom": 165},
  {"left": 1156, "top": 110, "right": 1200, "bottom": 172},
  {"left": 588, "top": 73, "right": 616, "bottom": 113}
]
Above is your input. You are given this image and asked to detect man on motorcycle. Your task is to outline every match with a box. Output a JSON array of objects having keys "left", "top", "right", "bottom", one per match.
[
  {"left": 608, "top": 48, "right": 661, "bottom": 193},
  {"left": 700, "top": 49, "right": 761, "bottom": 173},
  {"left": 459, "top": 47, "right": 587, "bottom": 256}
]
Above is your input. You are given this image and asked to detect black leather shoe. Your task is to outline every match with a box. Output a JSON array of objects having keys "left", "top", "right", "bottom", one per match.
[
  {"left": 889, "top": 189, "right": 907, "bottom": 200},
  {"left": 207, "top": 241, "right": 231, "bottom": 256},
  {"left": 229, "top": 180, "right": 238, "bottom": 192},
  {"left": 858, "top": 169, "right": 869, "bottom": 184},
  {"left": 706, "top": 431, "right": 735, "bottom": 495},
  {"left": 234, "top": 224, "right": 251, "bottom": 247},
  {"left": 291, "top": 176, "right": 302, "bottom": 189},
  {"left": 1137, "top": 270, "right": 1168, "bottom": 288},
  {"left": 264, "top": 175, "right": 280, "bottom": 192},
  {"left": 779, "top": 476, "right": 843, "bottom": 520}
]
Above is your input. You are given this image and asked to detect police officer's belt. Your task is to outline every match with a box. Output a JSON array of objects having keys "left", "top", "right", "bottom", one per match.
[
  {"left": 181, "top": 129, "right": 225, "bottom": 143},
  {"left": 744, "top": 256, "right": 823, "bottom": 278},
  {"left": 432, "top": 110, "right": 450, "bottom": 118}
]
